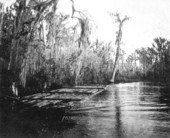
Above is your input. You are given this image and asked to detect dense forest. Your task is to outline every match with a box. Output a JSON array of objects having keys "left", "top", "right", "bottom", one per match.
[
  {"left": 117, "top": 37, "right": 170, "bottom": 83},
  {"left": 0, "top": 0, "right": 170, "bottom": 97}
]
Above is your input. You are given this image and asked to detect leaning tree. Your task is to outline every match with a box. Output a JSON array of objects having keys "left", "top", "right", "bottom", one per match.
[{"left": 109, "top": 13, "right": 129, "bottom": 83}]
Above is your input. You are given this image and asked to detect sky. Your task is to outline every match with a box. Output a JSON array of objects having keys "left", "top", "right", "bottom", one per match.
[{"left": 1, "top": 0, "right": 170, "bottom": 54}]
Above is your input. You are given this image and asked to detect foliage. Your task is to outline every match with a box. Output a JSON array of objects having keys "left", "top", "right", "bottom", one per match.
[
  {"left": 121, "top": 37, "right": 170, "bottom": 82},
  {"left": 0, "top": 0, "right": 116, "bottom": 95}
]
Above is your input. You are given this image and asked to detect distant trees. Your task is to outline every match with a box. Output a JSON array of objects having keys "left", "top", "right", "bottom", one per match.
[
  {"left": 113, "top": 37, "right": 170, "bottom": 83},
  {"left": 129, "top": 37, "right": 170, "bottom": 82},
  {"left": 135, "top": 47, "right": 152, "bottom": 77},
  {"left": 114, "top": 51, "right": 141, "bottom": 82},
  {"left": 151, "top": 37, "right": 170, "bottom": 78}
]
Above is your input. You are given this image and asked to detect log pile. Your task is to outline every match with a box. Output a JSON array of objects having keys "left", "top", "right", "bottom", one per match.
[{"left": 18, "top": 86, "right": 105, "bottom": 109}]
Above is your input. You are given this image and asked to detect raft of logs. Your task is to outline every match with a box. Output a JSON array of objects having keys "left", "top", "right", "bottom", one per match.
[{"left": 5, "top": 85, "right": 105, "bottom": 110}]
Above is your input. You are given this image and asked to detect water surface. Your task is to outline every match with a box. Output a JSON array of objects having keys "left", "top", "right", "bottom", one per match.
[{"left": 1, "top": 82, "right": 170, "bottom": 138}]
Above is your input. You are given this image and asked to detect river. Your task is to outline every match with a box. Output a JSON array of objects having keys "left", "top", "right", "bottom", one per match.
[{"left": 0, "top": 82, "right": 170, "bottom": 138}]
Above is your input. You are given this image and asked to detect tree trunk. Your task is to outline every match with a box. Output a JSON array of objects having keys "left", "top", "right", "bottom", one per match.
[
  {"left": 110, "top": 13, "right": 129, "bottom": 83},
  {"left": 110, "top": 43, "right": 120, "bottom": 83}
]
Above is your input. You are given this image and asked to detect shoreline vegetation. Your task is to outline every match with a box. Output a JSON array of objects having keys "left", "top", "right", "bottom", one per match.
[{"left": 0, "top": 0, "right": 170, "bottom": 98}]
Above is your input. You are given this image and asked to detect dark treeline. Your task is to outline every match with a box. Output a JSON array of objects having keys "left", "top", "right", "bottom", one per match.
[{"left": 116, "top": 37, "right": 170, "bottom": 83}]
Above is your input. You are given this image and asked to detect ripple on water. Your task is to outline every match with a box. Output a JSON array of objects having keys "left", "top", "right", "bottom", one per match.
[
  {"left": 64, "top": 82, "right": 170, "bottom": 138},
  {"left": 1, "top": 82, "right": 170, "bottom": 138}
]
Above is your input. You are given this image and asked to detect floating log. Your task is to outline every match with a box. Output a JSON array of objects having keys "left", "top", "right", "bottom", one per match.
[
  {"left": 73, "top": 85, "right": 105, "bottom": 89},
  {"left": 81, "top": 89, "right": 104, "bottom": 102},
  {"left": 23, "top": 93, "right": 50, "bottom": 100},
  {"left": 17, "top": 86, "right": 105, "bottom": 109},
  {"left": 51, "top": 88, "right": 94, "bottom": 94}
]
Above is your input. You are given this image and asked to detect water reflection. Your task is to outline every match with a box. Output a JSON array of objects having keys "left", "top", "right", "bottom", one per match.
[
  {"left": 0, "top": 102, "right": 77, "bottom": 138},
  {"left": 114, "top": 87, "right": 124, "bottom": 138},
  {"left": 65, "top": 82, "right": 170, "bottom": 138},
  {"left": 1, "top": 82, "right": 170, "bottom": 138}
]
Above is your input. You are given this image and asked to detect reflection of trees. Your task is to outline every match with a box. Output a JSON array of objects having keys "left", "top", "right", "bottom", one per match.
[
  {"left": 139, "top": 83, "right": 170, "bottom": 108},
  {"left": 114, "top": 87, "right": 124, "bottom": 138},
  {"left": 159, "top": 87, "right": 170, "bottom": 106},
  {"left": 0, "top": 104, "right": 77, "bottom": 138}
]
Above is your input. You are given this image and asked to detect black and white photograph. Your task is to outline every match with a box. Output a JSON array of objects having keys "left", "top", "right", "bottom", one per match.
[{"left": 0, "top": 0, "right": 170, "bottom": 138}]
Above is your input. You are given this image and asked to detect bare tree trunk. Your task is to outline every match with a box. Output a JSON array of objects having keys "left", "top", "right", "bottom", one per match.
[
  {"left": 110, "top": 42, "right": 120, "bottom": 82},
  {"left": 110, "top": 13, "right": 129, "bottom": 83}
]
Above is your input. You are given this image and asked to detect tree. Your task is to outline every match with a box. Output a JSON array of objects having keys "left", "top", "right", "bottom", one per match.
[
  {"left": 110, "top": 13, "right": 129, "bottom": 83},
  {"left": 134, "top": 37, "right": 170, "bottom": 81},
  {"left": 152, "top": 37, "right": 170, "bottom": 77}
]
